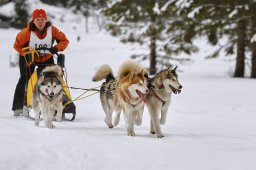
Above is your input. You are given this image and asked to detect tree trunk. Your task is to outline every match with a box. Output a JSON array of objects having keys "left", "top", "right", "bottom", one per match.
[
  {"left": 85, "top": 16, "right": 89, "bottom": 34},
  {"left": 149, "top": 12, "right": 157, "bottom": 75},
  {"left": 234, "top": 20, "right": 246, "bottom": 77},
  {"left": 251, "top": 44, "right": 256, "bottom": 78},
  {"left": 149, "top": 36, "right": 157, "bottom": 75},
  {"left": 251, "top": 12, "right": 256, "bottom": 78}
]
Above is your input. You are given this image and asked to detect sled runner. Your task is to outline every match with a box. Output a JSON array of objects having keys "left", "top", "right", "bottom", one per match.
[{"left": 22, "top": 47, "right": 76, "bottom": 121}]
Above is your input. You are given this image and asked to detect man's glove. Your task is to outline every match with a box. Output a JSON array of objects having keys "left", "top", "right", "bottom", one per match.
[
  {"left": 49, "top": 47, "right": 58, "bottom": 54},
  {"left": 57, "top": 54, "right": 65, "bottom": 68}
]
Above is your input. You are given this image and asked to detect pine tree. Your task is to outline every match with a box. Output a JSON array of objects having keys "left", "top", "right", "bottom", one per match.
[
  {"left": 68, "top": 0, "right": 106, "bottom": 33},
  {"left": 103, "top": 0, "right": 191, "bottom": 74},
  {"left": 183, "top": 0, "right": 249, "bottom": 77},
  {"left": 40, "top": 0, "right": 69, "bottom": 7},
  {"left": 249, "top": 2, "right": 256, "bottom": 78}
]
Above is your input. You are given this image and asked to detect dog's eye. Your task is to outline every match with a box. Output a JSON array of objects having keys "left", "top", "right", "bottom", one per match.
[
  {"left": 139, "top": 83, "right": 143, "bottom": 86},
  {"left": 172, "top": 79, "right": 176, "bottom": 81},
  {"left": 54, "top": 85, "right": 56, "bottom": 88},
  {"left": 47, "top": 85, "right": 50, "bottom": 88}
]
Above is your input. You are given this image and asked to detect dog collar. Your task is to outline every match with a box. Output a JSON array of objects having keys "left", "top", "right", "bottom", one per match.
[
  {"left": 124, "top": 97, "right": 142, "bottom": 107},
  {"left": 159, "top": 84, "right": 165, "bottom": 89},
  {"left": 151, "top": 88, "right": 166, "bottom": 105}
]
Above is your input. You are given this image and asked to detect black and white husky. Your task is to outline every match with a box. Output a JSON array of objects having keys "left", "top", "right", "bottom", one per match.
[
  {"left": 146, "top": 67, "right": 182, "bottom": 138},
  {"left": 32, "top": 65, "right": 63, "bottom": 128}
]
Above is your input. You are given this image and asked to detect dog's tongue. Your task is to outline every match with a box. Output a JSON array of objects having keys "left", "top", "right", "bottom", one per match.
[{"left": 136, "top": 90, "right": 147, "bottom": 103}]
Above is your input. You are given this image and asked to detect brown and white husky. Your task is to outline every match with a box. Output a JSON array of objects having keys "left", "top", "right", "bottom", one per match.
[
  {"left": 93, "top": 60, "right": 149, "bottom": 136},
  {"left": 113, "top": 60, "right": 149, "bottom": 136}
]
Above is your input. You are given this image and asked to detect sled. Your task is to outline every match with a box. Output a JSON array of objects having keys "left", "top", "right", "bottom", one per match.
[{"left": 22, "top": 47, "right": 76, "bottom": 121}]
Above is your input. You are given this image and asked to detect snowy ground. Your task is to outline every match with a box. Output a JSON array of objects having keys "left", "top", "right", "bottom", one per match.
[{"left": 1, "top": 2, "right": 256, "bottom": 170}]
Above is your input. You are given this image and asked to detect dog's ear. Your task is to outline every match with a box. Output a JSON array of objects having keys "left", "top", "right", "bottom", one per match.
[
  {"left": 40, "top": 72, "right": 44, "bottom": 77},
  {"left": 122, "top": 71, "right": 130, "bottom": 78},
  {"left": 37, "top": 72, "right": 45, "bottom": 85},
  {"left": 128, "top": 72, "right": 135, "bottom": 82},
  {"left": 144, "top": 72, "right": 149, "bottom": 79},
  {"left": 172, "top": 66, "right": 178, "bottom": 72}
]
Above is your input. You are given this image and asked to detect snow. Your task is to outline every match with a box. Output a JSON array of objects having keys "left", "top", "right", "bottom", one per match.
[
  {"left": 0, "top": 2, "right": 14, "bottom": 17},
  {"left": 228, "top": 9, "right": 238, "bottom": 18},
  {"left": 251, "top": 34, "right": 256, "bottom": 43},
  {"left": 188, "top": 6, "right": 202, "bottom": 18},
  {"left": 161, "top": 0, "right": 175, "bottom": 12},
  {"left": 153, "top": 2, "right": 160, "bottom": 15},
  {"left": 1, "top": 2, "right": 256, "bottom": 170}
]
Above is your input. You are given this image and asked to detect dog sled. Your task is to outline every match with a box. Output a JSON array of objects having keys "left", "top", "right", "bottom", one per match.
[{"left": 22, "top": 47, "right": 76, "bottom": 121}]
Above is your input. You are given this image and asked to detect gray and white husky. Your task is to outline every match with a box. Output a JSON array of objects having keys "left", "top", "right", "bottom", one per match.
[
  {"left": 146, "top": 67, "right": 182, "bottom": 138},
  {"left": 92, "top": 64, "right": 116, "bottom": 128},
  {"left": 32, "top": 65, "right": 63, "bottom": 129}
]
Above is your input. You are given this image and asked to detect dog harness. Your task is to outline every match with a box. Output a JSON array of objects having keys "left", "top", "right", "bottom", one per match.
[
  {"left": 29, "top": 26, "right": 52, "bottom": 54},
  {"left": 151, "top": 87, "right": 166, "bottom": 106}
]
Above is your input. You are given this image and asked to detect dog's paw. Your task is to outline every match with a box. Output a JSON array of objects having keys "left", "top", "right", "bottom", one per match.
[
  {"left": 159, "top": 119, "right": 166, "bottom": 125},
  {"left": 150, "top": 130, "right": 155, "bottom": 134},
  {"left": 134, "top": 119, "right": 142, "bottom": 126},
  {"left": 127, "top": 130, "right": 135, "bottom": 136},
  {"left": 114, "top": 119, "right": 119, "bottom": 126},
  {"left": 56, "top": 118, "right": 62, "bottom": 122},
  {"left": 108, "top": 124, "right": 114, "bottom": 128},
  {"left": 157, "top": 133, "right": 164, "bottom": 138},
  {"left": 35, "top": 121, "right": 39, "bottom": 126},
  {"left": 47, "top": 124, "right": 55, "bottom": 129}
]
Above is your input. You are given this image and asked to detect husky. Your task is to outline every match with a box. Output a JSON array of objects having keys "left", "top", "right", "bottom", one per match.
[
  {"left": 92, "top": 64, "right": 116, "bottom": 128},
  {"left": 32, "top": 65, "right": 63, "bottom": 129},
  {"left": 113, "top": 60, "right": 149, "bottom": 136},
  {"left": 146, "top": 67, "right": 182, "bottom": 138}
]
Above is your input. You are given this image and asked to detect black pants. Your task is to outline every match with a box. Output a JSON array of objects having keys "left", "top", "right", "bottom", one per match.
[{"left": 12, "top": 56, "right": 54, "bottom": 111}]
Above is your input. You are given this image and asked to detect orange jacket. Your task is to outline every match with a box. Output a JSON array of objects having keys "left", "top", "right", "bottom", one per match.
[{"left": 14, "top": 23, "right": 69, "bottom": 62}]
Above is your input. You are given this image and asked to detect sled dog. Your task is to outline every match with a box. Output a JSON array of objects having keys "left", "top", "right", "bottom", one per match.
[
  {"left": 146, "top": 67, "right": 182, "bottom": 138},
  {"left": 114, "top": 60, "right": 149, "bottom": 136},
  {"left": 32, "top": 65, "right": 63, "bottom": 128},
  {"left": 92, "top": 64, "right": 116, "bottom": 128}
]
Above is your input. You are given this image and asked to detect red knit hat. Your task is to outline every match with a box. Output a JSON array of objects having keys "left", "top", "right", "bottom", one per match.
[{"left": 32, "top": 9, "right": 47, "bottom": 20}]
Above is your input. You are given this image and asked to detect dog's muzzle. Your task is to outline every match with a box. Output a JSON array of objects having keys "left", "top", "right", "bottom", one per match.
[
  {"left": 169, "top": 85, "right": 182, "bottom": 94},
  {"left": 49, "top": 92, "right": 55, "bottom": 99}
]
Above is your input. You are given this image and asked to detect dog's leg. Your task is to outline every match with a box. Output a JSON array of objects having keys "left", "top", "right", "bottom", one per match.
[
  {"left": 160, "top": 109, "right": 168, "bottom": 125},
  {"left": 150, "top": 119, "right": 155, "bottom": 134},
  {"left": 114, "top": 105, "right": 122, "bottom": 126},
  {"left": 42, "top": 107, "right": 51, "bottom": 128},
  {"left": 124, "top": 110, "right": 135, "bottom": 136},
  {"left": 34, "top": 105, "right": 40, "bottom": 126},
  {"left": 148, "top": 106, "right": 164, "bottom": 138},
  {"left": 35, "top": 111, "right": 40, "bottom": 126},
  {"left": 56, "top": 103, "right": 63, "bottom": 122},
  {"left": 104, "top": 105, "right": 114, "bottom": 128},
  {"left": 43, "top": 107, "right": 54, "bottom": 129},
  {"left": 134, "top": 107, "right": 143, "bottom": 126}
]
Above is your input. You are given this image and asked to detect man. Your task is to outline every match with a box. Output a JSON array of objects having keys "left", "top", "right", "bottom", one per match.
[{"left": 12, "top": 8, "right": 69, "bottom": 117}]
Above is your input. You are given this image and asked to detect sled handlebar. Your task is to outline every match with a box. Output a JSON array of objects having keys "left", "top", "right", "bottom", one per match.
[
  {"left": 22, "top": 47, "right": 65, "bottom": 68},
  {"left": 36, "top": 47, "right": 61, "bottom": 57},
  {"left": 37, "top": 47, "right": 65, "bottom": 68}
]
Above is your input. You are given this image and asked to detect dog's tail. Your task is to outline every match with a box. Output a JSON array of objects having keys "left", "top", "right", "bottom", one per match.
[{"left": 92, "top": 64, "right": 114, "bottom": 82}]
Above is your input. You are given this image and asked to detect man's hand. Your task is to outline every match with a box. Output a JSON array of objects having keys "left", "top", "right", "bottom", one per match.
[{"left": 49, "top": 47, "right": 58, "bottom": 54}]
